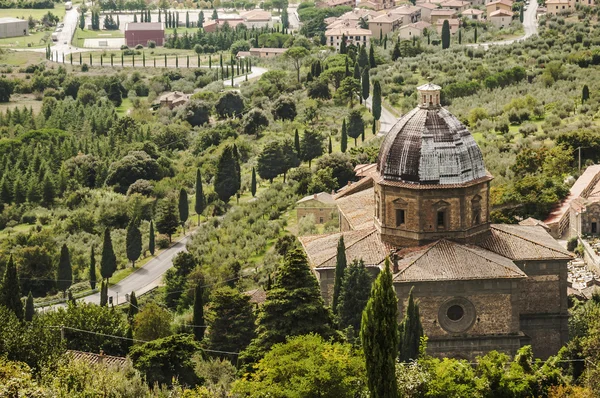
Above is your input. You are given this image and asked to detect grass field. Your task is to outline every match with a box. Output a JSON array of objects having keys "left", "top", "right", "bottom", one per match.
[
  {"left": 0, "top": 3, "right": 66, "bottom": 20},
  {"left": 0, "top": 3, "right": 67, "bottom": 48},
  {"left": 0, "top": 30, "right": 51, "bottom": 48},
  {"left": 0, "top": 94, "right": 43, "bottom": 113},
  {"left": 0, "top": 50, "right": 45, "bottom": 66}
]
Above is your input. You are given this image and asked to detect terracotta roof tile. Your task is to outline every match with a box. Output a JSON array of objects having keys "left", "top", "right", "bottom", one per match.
[
  {"left": 477, "top": 225, "right": 573, "bottom": 261},
  {"left": 336, "top": 187, "right": 375, "bottom": 230},
  {"left": 66, "top": 350, "right": 127, "bottom": 368},
  {"left": 393, "top": 239, "right": 526, "bottom": 282},
  {"left": 334, "top": 176, "right": 374, "bottom": 199}
]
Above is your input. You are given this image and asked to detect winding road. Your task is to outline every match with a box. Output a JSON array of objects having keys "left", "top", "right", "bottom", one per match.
[{"left": 469, "top": 1, "right": 538, "bottom": 49}]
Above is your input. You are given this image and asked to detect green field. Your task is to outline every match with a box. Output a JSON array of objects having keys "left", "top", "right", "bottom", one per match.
[
  {"left": 0, "top": 3, "right": 66, "bottom": 21},
  {"left": 0, "top": 50, "right": 46, "bottom": 67},
  {"left": 0, "top": 30, "right": 51, "bottom": 48}
]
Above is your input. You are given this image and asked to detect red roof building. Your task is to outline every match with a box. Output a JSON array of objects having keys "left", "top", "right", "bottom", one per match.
[{"left": 125, "top": 22, "right": 165, "bottom": 47}]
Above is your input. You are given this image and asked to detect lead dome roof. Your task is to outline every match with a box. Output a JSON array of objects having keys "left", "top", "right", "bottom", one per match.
[{"left": 376, "top": 85, "right": 487, "bottom": 185}]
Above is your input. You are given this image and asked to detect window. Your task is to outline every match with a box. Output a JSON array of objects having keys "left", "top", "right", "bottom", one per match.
[
  {"left": 319, "top": 217, "right": 324, "bottom": 223},
  {"left": 437, "top": 210, "right": 445, "bottom": 228},
  {"left": 593, "top": 222, "right": 597, "bottom": 234},
  {"left": 396, "top": 209, "right": 405, "bottom": 227},
  {"left": 471, "top": 196, "right": 482, "bottom": 226},
  {"left": 447, "top": 305, "right": 464, "bottom": 321},
  {"left": 375, "top": 195, "right": 380, "bottom": 219}
]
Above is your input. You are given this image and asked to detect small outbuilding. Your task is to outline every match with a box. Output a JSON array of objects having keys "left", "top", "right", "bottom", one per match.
[
  {"left": 0, "top": 17, "right": 28, "bottom": 39},
  {"left": 124, "top": 22, "right": 164, "bottom": 47}
]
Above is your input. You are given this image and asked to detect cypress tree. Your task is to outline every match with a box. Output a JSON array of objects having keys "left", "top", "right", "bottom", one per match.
[
  {"left": 398, "top": 287, "right": 424, "bottom": 363},
  {"left": 100, "top": 228, "right": 117, "bottom": 281},
  {"left": 126, "top": 219, "right": 142, "bottom": 268},
  {"left": 458, "top": 28, "right": 462, "bottom": 45},
  {"left": 251, "top": 167, "right": 257, "bottom": 197},
  {"left": 340, "top": 34, "right": 347, "bottom": 54},
  {"left": 373, "top": 81, "right": 382, "bottom": 121},
  {"left": 100, "top": 280, "right": 108, "bottom": 307},
  {"left": 332, "top": 236, "right": 347, "bottom": 314},
  {"left": 178, "top": 188, "right": 189, "bottom": 231},
  {"left": 441, "top": 20, "right": 450, "bottom": 49},
  {"left": 0, "top": 255, "right": 23, "bottom": 320},
  {"left": 362, "top": 68, "right": 370, "bottom": 101},
  {"left": 361, "top": 258, "right": 399, "bottom": 398},
  {"left": 358, "top": 44, "right": 368, "bottom": 68},
  {"left": 337, "top": 260, "right": 372, "bottom": 338},
  {"left": 341, "top": 119, "right": 348, "bottom": 153},
  {"left": 89, "top": 245, "right": 97, "bottom": 290},
  {"left": 474, "top": 25, "right": 478, "bottom": 43},
  {"left": 372, "top": 119, "right": 377, "bottom": 135},
  {"left": 369, "top": 45, "right": 376, "bottom": 68},
  {"left": 214, "top": 145, "right": 240, "bottom": 203},
  {"left": 519, "top": 5, "right": 524, "bottom": 23},
  {"left": 149, "top": 220, "right": 155, "bottom": 256},
  {"left": 582, "top": 84, "right": 590, "bottom": 104},
  {"left": 193, "top": 282, "right": 205, "bottom": 341},
  {"left": 186, "top": 11, "right": 189, "bottom": 28},
  {"left": 392, "top": 42, "right": 401, "bottom": 61},
  {"left": 328, "top": 136, "right": 333, "bottom": 154},
  {"left": 25, "top": 291, "right": 34, "bottom": 321},
  {"left": 294, "top": 129, "right": 300, "bottom": 154},
  {"left": 57, "top": 244, "right": 72, "bottom": 294},
  {"left": 194, "top": 169, "right": 205, "bottom": 225},
  {"left": 128, "top": 291, "right": 138, "bottom": 322}
]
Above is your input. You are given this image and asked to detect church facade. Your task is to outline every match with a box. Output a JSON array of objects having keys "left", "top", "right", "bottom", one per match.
[{"left": 299, "top": 84, "right": 571, "bottom": 359}]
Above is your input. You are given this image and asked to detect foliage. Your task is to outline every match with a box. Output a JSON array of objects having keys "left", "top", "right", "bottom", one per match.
[
  {"left": 300, "top": 130, "right": 324, "bottom": 167},
  {"left": 332, "top": 236, "right": 346, "bottom": 314},
  {"left": 193, "top": 281, "right": 205, "bottom": 342},
  {"left": 398, "top": 287, "right": 424, "bottom": 363},
  {"left": 233, "top": 334, "right": 367, "bottom": 397},
  {"left": 100, "top": 228, "right": 117, "bottom": 280},
  {"left": 214, "top": 145, "right": 241, "bottom": 203},
  {"left": 337, "top": 260, "right": 371, "bottom": 340},
  {"left": 156, "top": 197, "right": 179, "bottom": 242},
  {"left": 126, "top": 219, "right": 142, "bottom": 267},
  {"left": 215, "top": 91, "right": 245, "bottom": 119},
  {"left": 361, "top": 258, "right": 399, "bottom": 398},
  {"left": 1, "top": 255, "right": 23, "bottom": 320},
  {"left": 129, "top": 333, "right": 201, "bottom": 387},
  {"left": 133, "top": 302, "right": 172, "bottom": 341},
  {"left": 56, "top": 244, "right": 72, "bottom": 293}
]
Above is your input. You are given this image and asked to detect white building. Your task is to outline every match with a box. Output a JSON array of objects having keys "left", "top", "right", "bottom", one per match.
[{"left": 325, "top": 27, "right": 373, "bottom": 50}]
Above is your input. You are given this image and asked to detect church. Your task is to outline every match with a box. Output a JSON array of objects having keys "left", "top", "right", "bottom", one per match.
[{"left": 299, "top": 84, "right": 572, "bottom": 360}]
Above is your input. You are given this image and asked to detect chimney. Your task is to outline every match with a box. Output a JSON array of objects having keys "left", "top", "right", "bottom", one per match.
[
  {"left": 347, "top": 181, "right": 352, "bottom": 186},
  {"left": 314, "top": 193, "right": 318, "bottom": 199}
]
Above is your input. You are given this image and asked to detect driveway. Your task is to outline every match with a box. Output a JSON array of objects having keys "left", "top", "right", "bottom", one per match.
[
  {"left": 364, "top": 95, "right": 398, "bottom": 135},
  {"left": 469, "top": 1, "right": 538, "bottom": 49}
]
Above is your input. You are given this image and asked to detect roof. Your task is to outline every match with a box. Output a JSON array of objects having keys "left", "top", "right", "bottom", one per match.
[
  {"left": 325, "top": 27, "right": 373, "bottom": 36},
  {"left": 430, "top": 8, "right": 458, "bottom": 15},
  {"left": 390, "top": 5, "right": 422, "bottom": 14},
  {"left": 477, "top": 224, "right": 573, "bottom": 261},
  {"left": 393, "top": 239, "right": 526, "bottom": 282},
  {"left": 297, "top": 192, "right": 336, "bottom": 205},
  {"left": 370, "top": 13, "right": 402, "bottom": 23},
  {"left": 0, "top": 17, "right": 26, "bottom": 23},
  {"left": 487, "top": 0, "right": 513, "bottom": 6},
  {"left": 66, "top": 350, "right": 127, "bottom": 368},
  {"left": 490, "top": 9, "right": 514, "bottom": 16},
  {"left": 545, "top": 165, "right": 600, "bottom": 225},
  {"left": 159, "top": 91, "right": 190, "bottom": 103},
  {"left": 376, "top": 98, "right": 488, "bottom": 185},
  {"left": 299, "top": 228, "right": 393, "bottom": 269},
  {"left": 250, "top": 47, "right": 287, "bottom": 54},
  {"left": 440, "top": 0, "right": 469, "bottom": 7},
  {"left": 462, "top": 8, "right": 485, "bottom": 14},
  {"left": 435, "top": 18, "right": 461, "bottom": 25},
  {"left": 125, "top": 22, "right": 164, "bottom": 31},
  {"left": 334, "top": 175, "right": 374, "bottom": 199},
  {"left": 399, "top": 21, "right": 432, "bottom": 30},
  {"left": 417, "top": 83, "right": 441, "bottom": 91},
  {"left": 546, "top": 0, "right": 570, "bottom": 3},
  {"left": 240, "top": 9, "right": 272, "bottom": 21},
  {"left": 417, "top": 3, "right": 440, "bottom": 9},
  {"left": 336, "top": 187, "right": 374, "bottom": 230},
  {"left": 245, "top": 288, "right": 267, "bottom": 304},
  {"left": 519, "top": 217, "right": 550, "bottom": 231}
]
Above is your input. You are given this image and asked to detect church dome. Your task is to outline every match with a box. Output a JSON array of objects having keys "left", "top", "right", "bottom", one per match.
[{"left": 377, "top": 84, "right": 487, "bottom": 185}]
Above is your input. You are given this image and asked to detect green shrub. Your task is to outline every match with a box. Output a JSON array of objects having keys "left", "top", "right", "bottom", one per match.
[{"left": 567, "top": 237, "right": 578, "bottom": 252}]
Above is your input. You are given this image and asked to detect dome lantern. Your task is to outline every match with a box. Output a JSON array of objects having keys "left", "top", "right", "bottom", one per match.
[{"left": 417, "top": 83, "right": 441, "bottom": 108}]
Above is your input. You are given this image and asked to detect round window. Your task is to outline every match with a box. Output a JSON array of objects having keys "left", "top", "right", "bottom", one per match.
[{"left": 446, "top": 305, "right": 464, "bottom": 321}]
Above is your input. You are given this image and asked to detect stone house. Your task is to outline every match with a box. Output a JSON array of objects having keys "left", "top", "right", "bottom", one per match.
[
  {"left": 158, "top": 91, "right": 190, "bottom": 109},
  {"left": 430, "top": 8, "right": 458, "bottom": 24},
  {"left": 489, "top": 9, "right": 514, "bottom": 28},
  {"left": 368, "top": 13, "right": 403, "bottom": 37},
  {"left": 462, "top": 8, "right": 485, "bottom": 20},
  {"left": 435, "top": 18, "right": 460, "bottom": 34},
  {"left": 440, "top": 0, "right": 470, "bottom": 12},
  {"left": 324, "top": 27, "right": 373, "bottom": 50},
  {"left": 300, "top": 84, "right": 572, "bottom": 360},
  {"left": 416, "top": 2, "right": 439, "bottom": 22},
  {"left": 398, "top": 21, "right": 431, "bottom": 40},
  {"left": 296, "top": 192, "right": 337, "bottom": 224},
  {"left": 486, "top": 0, "right": 513, "bottom": 15}
]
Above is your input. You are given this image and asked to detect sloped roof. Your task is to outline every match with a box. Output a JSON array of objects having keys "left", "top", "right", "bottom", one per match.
[
  {"left": 430, "top": 8, "right": 458, "bottom": 15},
  {"left": 487, "top": 0, "right": 513, "bottom": 6},
  {"left": 462, "top": 8, "right": 485, "bottom": 14},
  {"left": 400, "top": 21, "right": 432, "bottom": 30},
  {"left": 545, "top": 165, "right": 600, "bottom": 225},
  {"left": 334, "top": 175, "right": 374, "bottom": 199},
  {"left": 299, "top": 228, "right": 393, "bottom": 269},
  {"left": 245, "top": 288, "right": 267, "bottom": 304},
  {"left": 393, "top": 239, "right": 526, "bottom": 282},
  {"left": 519, "top": 217, "right": 550, "bottom": 230},
  {"left": 297, "top": 192, "right": 336, "bottom": 205},
  {"left": 477, "top": 224, "right": 573, "bottom": 261},
  {"left": 66, "top": 350, "right": 127, "bottom": 368},
  {"left": 417, "top": 3, "right": 439, "bottom": 9},
  {"left": 336, "top": 187, "right": 374, "bottom": 230},
  {"left": 490, "top": 9, "right": 514, "bottom": 17},
  {"left": 325, "top": 27, "right": 373, "bottom": 36}
]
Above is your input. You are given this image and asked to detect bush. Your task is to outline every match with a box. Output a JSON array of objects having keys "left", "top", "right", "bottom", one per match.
[
  {"left": 81, "top": 64, "right": 89, "bottom": 72},
  {"left": 567, "top": 237, "right": 578, "bottom": 252},
  {"left": 575, "top": 244, "right": 585, "bottom": 257},
  {"left": 135, "top": 44, "right": 143, "bottom": 50},
  {"left": 157, "top": 236, "right": 170, "bottom": 249},
  {"left": 147, "top": 40, "right": 156, "bottom": 48}
]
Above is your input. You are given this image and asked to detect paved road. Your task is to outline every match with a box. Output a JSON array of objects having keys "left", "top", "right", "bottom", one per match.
[
  {"left": 287, "top": 6, "right": 300, "bottom": 30},
  {"left": 364, "top": 95, "right": 398, "bottom": 135},
  {"left": 46, "top": 234, "right": 192, "bottom": 309},
  {"left": 468, "top": 1, "right": 538, "bottom": 49}
]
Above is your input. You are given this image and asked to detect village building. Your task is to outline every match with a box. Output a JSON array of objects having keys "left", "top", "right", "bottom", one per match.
[
  {"left": 124, "top": 22, "right": 164, "bottom": 47},
  {"left": 416, "top": 2, "right": 440, "bottom": 22},
  {"left": 440, "top": 0, "right": 470, "bottom": 12},
  {"left": 368, "top": 13, "right": 403, "bottom": 36},
  {"left": 429, "top": 8, "right": 458, "bottom": 24},
  {"left": 239, "top": 9, "right": 273, "bottom": 28},
  {"left": 157, "top": 91, "right": 190, "bottom": 109},
  {"left": 360, "top": 0, "right": 396, "bottom": 11},
  {"left": 462, "top": 8, "right": 486, "bottom": 20},
  {"left": 300, "top": 84, "right": 571, "bottom": 361},
  {"left": 398, "top": 20, "right": 431, "bottom": 39},
  {"left": 435, "top": 17, "right": 460, "bottom": 33},
  {"left": 388, "top": 4, "right": 422, "bottom": 24},
  {"left": 296, "top": 192, "right": 338, "bottom": 224},
  {"left": 489, "top": 9, "right": 514, "bottom": 28},
  {"left": 318, "top": 0, "right": 356, "bottom": 7},
  {"left": 486, "top": 0, "right": 513, "bottom": 15},
  {"left": 325, "top": 27, "right": 373, "bottom": 50}
]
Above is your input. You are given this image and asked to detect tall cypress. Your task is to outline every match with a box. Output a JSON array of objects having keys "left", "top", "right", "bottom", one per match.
[
  {"left": 214, "top": 145, "right": 240, "bottom": 203},
  {"left": 369, "top": 45, "right": 376, "bottom": 68},
  {"left": 361, "top": 258, "right": 399, "bottom": 398},
  {"left": 89, "top": 245, "right": 97, "bottom": 290},
  {"left": 128, "top": 291, "right": 138, "bottom": 322},
  {"left": 353, "top": 62, "right": 360, "bottom": 80},
  {"left": 25, "top": 291, "right": 34, "bottom": 321},
  {"left": 178, "top": 188, "right": 189, "bottom": 231},
  {"left": 126, "top": 219, "right": 142, "bottom": 268},
  {"left": 149, "top": 220, "right": 155, "bottom": 256},
  {"left": 337, "top": 260, "right": 372, "bottom": 338},
  {"left": 294, "top": 129, "right": 300, "bottom": 154},
  {"left": 332, "top": 236, "right": 347, "bottom": 314},
  {"left": 251, "top": 167, "right": 257, "bottom": 197},
  {"left": 398, "top": 287, "right": 424, "bottom": 363},
  {"left": 441, "top": 20, "right": 450, "bottom": 49},
  {"left": 100, "top": 228, "right": 117, "bottom": 281},
  {"left": 341, "top": 119, "right": 348, "bottom": 153},
  {"left": 373, "top": 81, "right": 382, "bottom": 121},
  {"left": 100, "top": 280, "right": 108, "bottom": 307},
  {"left": 362, "top": 68, "right": 370, "bottom": 101},
  {"left": 193, "top": 282, "right": 205, "bottom": 341},
  {"left": 328, "top": 136, "right": 333, "bottom": 154},
  {"left": 0, "top": 255, "right": 23, "bottom": 320},
  {"left": 56, "top": 244, "right": 72, "bottom": 294},
  {"left": 582, "top": 84, "right": 590, "bottom": 104},
  {"left": 194, "top": 168, "right": 205, "bottom": 225}
]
